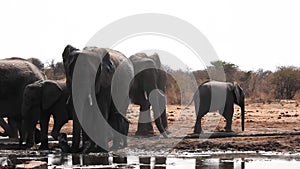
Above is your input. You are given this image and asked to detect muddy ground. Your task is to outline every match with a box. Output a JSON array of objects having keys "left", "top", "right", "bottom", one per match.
[{"left": 1, "top": 100, "right": 300, "bottom": 154}]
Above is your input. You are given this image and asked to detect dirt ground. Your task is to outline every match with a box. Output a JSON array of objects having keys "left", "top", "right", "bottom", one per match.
[{"left": 2, "top": 100, "right": 300, "bottom": 153}]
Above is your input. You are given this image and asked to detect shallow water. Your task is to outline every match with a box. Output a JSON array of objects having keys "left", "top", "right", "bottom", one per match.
[{"left": 1, "top": 151, "right": 300, "bottom": 168}]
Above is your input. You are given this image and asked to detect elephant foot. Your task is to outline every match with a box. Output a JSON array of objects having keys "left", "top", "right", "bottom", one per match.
[
  {"left": 51, "top": 132, "right": 59, "bottom": 140},
  {"left": 161, "top": 131, "right": 168, "bottom": 138},
  {"left": 0, "top": 132, "right": 9, "bottom": 137},
  {"left": 9, "top": 137, "right": 19, "bottom": 142},
  {"left": 57, "top": 133, "right": 69, "bottom": 153},
  {"left": 224, "top": 127, "right": 233, "bottom": 133},
  {"left": 110, "top": 144, "right": 122, "bottom": 151},
  {"left": 225, "top": 129, "right": 234, "bottom": 133},
  {"left": 82, "top": 141, "right": 107, "bottom": 153},
  {"left": 82, "top": 140, "right": 95, "bottom": 153},
  {"left": 25, "top": 143, "right": 34, "bottom": 149},
  {"left": 111, "top": 140, "right": 127, "bottom": 150},
  {"left": 165, "top": 129, "right": 171, "bottom": 135},
  {"left": 193, "top": 128, "right": 203, "bottom": 134},
  {"left": 35, "top": 129, "right": 41, "bottom": 144},
  {"left": 39, "top": 141, "right": 49, "bottom": 150},
  {"left": 136, "top": 122, "right": 154, "bottom": 137},
  {"left": 135, "top": 130, "right": 156, "bottom": 137}
]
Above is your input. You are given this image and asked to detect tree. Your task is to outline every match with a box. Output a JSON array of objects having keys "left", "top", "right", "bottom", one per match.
[
  {"left": 45, "top": 59, "right": 65, "bottom": 80},
  {"left": 272, "top": 66, "right": 300, "bottom": 99},
  {"left": 208, "top": 60, "right": 239, "bottom": 82}
]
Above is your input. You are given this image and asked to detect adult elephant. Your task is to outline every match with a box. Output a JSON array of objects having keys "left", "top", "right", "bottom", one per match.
[
  {"left": 62, "top": 45, "right": 133, "bottom": 153},
  {"left": 0, "top": 58, "right": 45, "bottom": 141},
  {"left": 193, "top": 81, "right": 245, "bottom": 133},
  {"left": 21, "top": 79, "right": 71, "bottom": 150},
  {"left": 129, "top": 53, "right": 169, "bottom": 137}
]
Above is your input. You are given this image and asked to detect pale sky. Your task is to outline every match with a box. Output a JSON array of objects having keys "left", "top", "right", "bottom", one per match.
[{"left": 0, "top": 0, "right": 299, "bottom": 71}]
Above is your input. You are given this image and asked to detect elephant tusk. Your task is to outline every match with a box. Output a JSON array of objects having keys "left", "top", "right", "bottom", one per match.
[
  {"left": 144, "top": 91, "right": 148, "bottom": 100},
  {"left": 88, "top": 94, "right": 93, "bottom": 106}
]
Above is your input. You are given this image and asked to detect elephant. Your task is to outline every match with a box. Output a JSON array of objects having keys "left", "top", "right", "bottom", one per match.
[
  {"left": 62, "top": 45, "right": 133, "bottom": 153},
  {"left": 0, "top": 118, "right": 15, "bottom": 137},
  {"left": 192, "top": 80, "right": 245, "bottom": 133},
  {"left": 0, "top": 57, "right": 45, "bottom": 142},
  {"left": 129, "top": 53, "right": 169, "bottom": 137},
  {"left": 21, "top": 79, "right": 72, "bottom": 149}
]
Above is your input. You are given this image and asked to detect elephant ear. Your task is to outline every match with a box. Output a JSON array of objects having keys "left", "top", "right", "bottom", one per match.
[
  {"left": 149, "top": 53, "right": 162, "bottom": 68},
  {"left": 62, "top": 45, "right": 79, "bottom": 77},
  {"left": 42, "top": 81, "right": 63, "bottom": 110},
  {"left": 95, "top": 51, "right": 116, "bottom": 91},
  {"left": 102, "top": 51, "right": 115, "bottom": 73},
  {"left": 233, "top": 82, "right": 241, "bottom": 105},
  {"left": 23, "top": 80, "right": 44, "bottom": 106}
]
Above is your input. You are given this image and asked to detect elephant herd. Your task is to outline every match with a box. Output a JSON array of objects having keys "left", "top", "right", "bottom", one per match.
[{"left": 0, "top": 45, "right": 245, "bottom": 153}]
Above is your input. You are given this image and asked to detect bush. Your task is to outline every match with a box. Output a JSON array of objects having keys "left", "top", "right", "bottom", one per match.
[{"left": 271, "top": 66, "right": 300, "bottom": 99}]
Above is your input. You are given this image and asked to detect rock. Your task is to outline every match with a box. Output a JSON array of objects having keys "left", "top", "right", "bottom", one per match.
[{"left": 16, "top": 161, "right": 47, "bottom": 169}]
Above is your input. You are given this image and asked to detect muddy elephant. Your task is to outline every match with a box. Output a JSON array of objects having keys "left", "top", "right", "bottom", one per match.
[
  {"left": 62, "top": 45, "right": 133, "bottom": 153},
  {"left": 193, "top": 81, "right": 245, "bottom": 133},
  {"left": 21, "top": 79, "right": 71, "bottom": 149},
  {"left": 0, "top": 57, "right": 45, "bottom": 141},
  {"left": 129, "top": 53, "right": 169, "bottom": 137}
]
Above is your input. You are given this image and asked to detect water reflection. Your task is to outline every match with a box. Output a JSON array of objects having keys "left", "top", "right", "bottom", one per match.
[{"left": 2, "top": 153, "right": 300, "bottom": 168}]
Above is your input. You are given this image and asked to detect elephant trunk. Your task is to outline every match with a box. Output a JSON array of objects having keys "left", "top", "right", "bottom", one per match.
[
  {"left": 240, "top": 101, "right": 245, "bottom": 131},
  {"left": 149, "top": 89, "right": 168, "bottom": 138}
]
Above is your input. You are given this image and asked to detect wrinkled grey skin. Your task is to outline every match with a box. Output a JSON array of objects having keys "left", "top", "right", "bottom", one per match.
[
  {"left": 0, "top": 58, "right": 45, "bottom": 142},
  {"left": 62, "top": 45, "right": 132, "bottom": 153},
  {"left": 129, "top": 53, "right": 169, "bottom": 137},
  {"left": 193, "top": 81, "right": 245, "bottom": 133},
  {"left": 21, "top": 79, "right": 71, "bottom": 149}
]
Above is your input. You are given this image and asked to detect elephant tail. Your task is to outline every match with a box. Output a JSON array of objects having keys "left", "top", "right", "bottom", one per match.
[
  {"left": 241, "top": 102, "right": 245, "bottom": 131},
  {"left": 181, "top": 80, "right": 210, "bottom": 112},
  {"left": 181, "top": 98, "right": 194, "bottom": 112}
]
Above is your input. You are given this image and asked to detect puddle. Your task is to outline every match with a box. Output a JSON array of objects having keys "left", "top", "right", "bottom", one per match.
[{"left": 1, "top": 151, "right": 300, "bottom": 168}]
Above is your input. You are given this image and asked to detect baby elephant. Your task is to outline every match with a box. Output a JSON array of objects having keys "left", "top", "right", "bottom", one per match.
[
  {"left": 192, "top": 81, "right": 245, "bottom": 133},
  {"left": 21, "top": 79, "right": 71, "bottom": 149}
]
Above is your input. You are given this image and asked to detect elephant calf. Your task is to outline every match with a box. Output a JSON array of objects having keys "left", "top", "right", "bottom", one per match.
[
  {"left": 192, "top": 81, "right": 245, "bottom": 133},
  {"left": 21, "top": 79, "right": 71, "bottom": 149}
]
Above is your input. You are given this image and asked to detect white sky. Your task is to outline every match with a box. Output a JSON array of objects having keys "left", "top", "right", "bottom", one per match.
[{"left": 0, "top": 0, "right": 299, "bottom": 71}]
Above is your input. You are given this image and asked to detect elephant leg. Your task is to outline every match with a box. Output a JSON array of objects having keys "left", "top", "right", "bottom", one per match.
[
  {"left": 160, "top": 110, "right": 170, "bottom": 134},
  {"left": 110, "top": 112, "right": 129, "bottom": 150},
  {"left": 0, "top": 118, "right": 18, "bottom": 139},
  {"left": 7, "top": 118, "right": 19, "bottom": 139},
  {"left": 135, "top": 102, "right": 154, "bottom": 136},
  {"left": 70, "top": 112, "right": 81, "bottom": 153},
  {"left": 109, "top": 112, "right": 120, "bottom": 149},
  {"left": 25, "top": 121, "right": 35, "bottom": 148},
  {"left": 149, "top": 89, "right": 168, "bottom": 137},
  {"left": 39, "top": 113, "right": 51, "bottom": 150},
  {"left": 223, "top": 105, "right": 234, "bottom": 132},
  {"left": 194, "top": 113, "right": 204, "bottom": 134},
  {"left": 51, "top": 113, "right": 68, "bottom": 140},
  {"left": 194, "top": 106, "right": 207, "bottom": 134}
]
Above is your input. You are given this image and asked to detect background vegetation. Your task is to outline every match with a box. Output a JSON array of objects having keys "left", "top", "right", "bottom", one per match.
[{"left": 42, "top": 59, "right": 300, "bottom": 105}]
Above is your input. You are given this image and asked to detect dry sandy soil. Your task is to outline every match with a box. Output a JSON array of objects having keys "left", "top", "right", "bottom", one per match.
[{"left": 2, "top": 100, "right": 300, "bottom": 153}]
